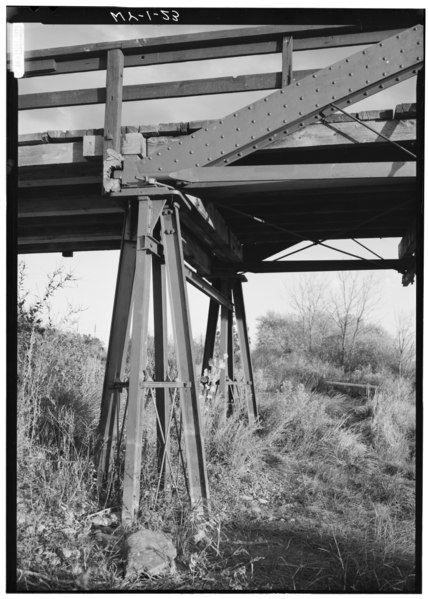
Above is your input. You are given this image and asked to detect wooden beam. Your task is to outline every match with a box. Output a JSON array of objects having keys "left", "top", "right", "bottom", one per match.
[
  {"left": 18, "top": 175, "right": 101, "bottom": 188},
  {"left": 18, "top": 232, "right": 122, "bottom": 245},
  {"left": 16, "top": 104, "right": 416, "bottom": 145},
  {"left": 181, "top": 233, "right": 212, "bottom": 277},
  {"left": 19, "top": 25, "right": 355, "bottom": 61},
  {"left": 179, "top": 195, "right": 243, "bottom": 263},
  {"left": 17, "top": 240, "right": 122, "bottom": 254},
  {"left": 18, "top": 134, "right": 144, "bottom": 166},
  {"left": 25, "top": 58, "right": 57, "bottom": 75},
  {"left": 292, "top": 28, "right": 406, "bottom": 51},
  {"left": 16, "top": 179, "right": 241, "bottom": 266},
  {"left": 18, "top": 119, "right": 416, "bottom": 168},
  {"left": 18, "top": 70, "right": 317, "bottom": 110},
  {"left": 214, "top": 259, "right": 404, "bottom": 274},
  {"left": 15, "top": 25, "right": 410, "bottom": 78},
  {"left": 103, "top": 49, "right": 124, "bottom": 193},
  {"left": 394, "top": 103, "right": 417, "bottom": 119},
  {"left": 18, "top": 142, "right": 89, "bottom": 167},
  {"left": 18, "top": 195, "right": 122, "bottom": 218},
  {"left": 282, "top": 36, "right": 293, "bottom": 87},
  {"left": 103, "top": 50, "right": 124, "bottom": 157},
  {"left": 266, "top": 119, "right": 416, "bottom": 150}
]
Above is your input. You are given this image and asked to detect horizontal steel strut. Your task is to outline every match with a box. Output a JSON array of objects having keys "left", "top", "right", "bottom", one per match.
[{"left": 130, "top": 25, "right": 423, "bottom": 178}]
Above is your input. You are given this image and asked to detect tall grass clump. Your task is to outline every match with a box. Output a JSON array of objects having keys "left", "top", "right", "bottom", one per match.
[
  {"left": 369, "top": 378, "right": 416, "bottom": 476},
  {"left": 17, "top": 264, "right": 109, "bottom": 589}
]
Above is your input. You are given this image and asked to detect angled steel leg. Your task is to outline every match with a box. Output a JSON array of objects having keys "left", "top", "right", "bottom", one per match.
[
  {"left": 122, "top": 197, "right": 153, "bottom": 524},
  {"left": 161, "top": 202, "right": 210, "bottom": 513},
  {"left": 97, "top": 207, "right": 135, "bottom": 484},
  {"left": 218, "top": 280, "right": 230, "bottom": 400},
  {"left": 152, "top": 252, "right": 170, "bottom": 488},
  {"left": 233, "top": 279, "right": 258, "bottom": 423},
  {"left": 201, "top": 288, "right": 220, "bottom": 377},
  {"left": 226, "top": 299, "right": 234, "bottom": 415},
  {"left": 218, "top": 280, "right": 234, "bottom": 412}
]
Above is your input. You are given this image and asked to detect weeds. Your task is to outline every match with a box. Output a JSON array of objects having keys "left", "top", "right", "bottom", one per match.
[{"left": 15, "top": 265, "right": 416, "bottom": 591}]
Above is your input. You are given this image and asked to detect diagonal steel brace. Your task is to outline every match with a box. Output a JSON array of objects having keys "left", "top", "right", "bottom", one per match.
[{"left": 129, "top": 25, "right": 423, "bottom": 178}]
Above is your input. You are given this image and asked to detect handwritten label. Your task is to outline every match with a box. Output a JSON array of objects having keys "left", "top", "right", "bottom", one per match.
[{"left": 110, "top": 9, "right": 180, "bottom": 23}]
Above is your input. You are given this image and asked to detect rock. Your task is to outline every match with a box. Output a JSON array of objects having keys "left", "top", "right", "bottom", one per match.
[{"left": 125, "top": 528, "right": 176, "bottom": 578}]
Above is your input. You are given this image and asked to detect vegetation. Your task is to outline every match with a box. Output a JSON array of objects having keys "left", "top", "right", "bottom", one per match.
[{"left": 15, "top": 265, "right": 417, "bottom": 591}]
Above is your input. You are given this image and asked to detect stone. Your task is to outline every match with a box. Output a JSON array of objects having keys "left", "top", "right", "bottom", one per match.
[{"left": 125, "top": 528, "right": 177, "bottom": 578}]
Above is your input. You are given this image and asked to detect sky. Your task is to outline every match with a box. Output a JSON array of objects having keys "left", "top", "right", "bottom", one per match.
[{"left": 15, "top": 18, "right": 418, "bottom": 346}]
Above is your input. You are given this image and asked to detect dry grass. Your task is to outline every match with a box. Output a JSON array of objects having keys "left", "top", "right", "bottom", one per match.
[{"left": 15, "top": 325, "right": 417, "bottom": 591}]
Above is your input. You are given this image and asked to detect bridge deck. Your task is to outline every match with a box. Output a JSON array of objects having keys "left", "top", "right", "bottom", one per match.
[{"left": 17, "top": 105, "right": 417, "bottom": 268}]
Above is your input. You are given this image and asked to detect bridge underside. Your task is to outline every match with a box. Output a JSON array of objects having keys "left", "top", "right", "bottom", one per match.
[{"left": 18, "top": 107, "right": 417, "bottom": 270}]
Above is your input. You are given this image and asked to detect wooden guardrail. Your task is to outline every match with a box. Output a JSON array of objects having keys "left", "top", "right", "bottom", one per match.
[{"left": 13, "top": 25, "right": 408, "bottom": 78}]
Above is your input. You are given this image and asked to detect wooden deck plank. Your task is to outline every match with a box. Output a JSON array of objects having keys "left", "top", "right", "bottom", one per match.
[
  {"left": 16, "top": 104, "right": 416, "bottom": 145},
  {"left": 17, "top": 119, "right": 416, "bottom": 167},
  {"left": 18, "top": 195, "right": 123, "bottom": 218}
]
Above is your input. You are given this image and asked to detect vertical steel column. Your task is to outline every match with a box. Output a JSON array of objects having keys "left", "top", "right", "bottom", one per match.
[
  {"left": 233, "top": 279, "right": 258, "bottom": 422},
  {"left": 122, "top": 197, "right": 153, "bottom": 524},
  {"left": 201, "top": 280, "right": 220, "bottom": 376},
  {"left": 161, "top": 202, "right": 210, "bottom": 512},
  {"left": 152, "top": 251, "right": 170, "bottom": 488},
  {"left": 97, "top": 208, "right": 135, "bottom": 483},
  {"left": 218, "top": 280, "right": 231, "bottom": 399},
  {"left": 226, "top": 300, "right": 234, "bottom": 415}
]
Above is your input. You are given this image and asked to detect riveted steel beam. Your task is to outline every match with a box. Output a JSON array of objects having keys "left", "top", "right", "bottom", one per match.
[
  {"left": 168, "top": 162, "right": 416, "bottom": 188},
  {"left": 233, "top": 281, "right": 258, "bottom": 423},
  {"left": 214, "top": 259, "right": 404, "bottom": 274},
  {"left": 132, "top": 25, "right": 423, "bottom": 177},
  {"left": 161, "top": 202, "right": 210, "bottom": 513}
]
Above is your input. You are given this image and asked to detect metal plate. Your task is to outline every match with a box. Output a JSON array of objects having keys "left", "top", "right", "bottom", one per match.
[{"left": 133, "top": 25, "right": 423, "bottom": 176}]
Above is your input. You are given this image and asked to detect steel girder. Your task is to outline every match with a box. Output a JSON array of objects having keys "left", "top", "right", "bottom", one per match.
[{"left": 127, "top": 25, "right": 423, "bottom": 180}]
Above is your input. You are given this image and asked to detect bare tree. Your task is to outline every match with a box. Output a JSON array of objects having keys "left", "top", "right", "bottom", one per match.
[
  {"left": 329, "top": 272, "right": 380, "bottom": 370},
  {"left": 394, "top": 311, "right": 416, "bottom": 377},
  {"left": 289, "top": 274, "right": 328, "bottom": 354}
]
